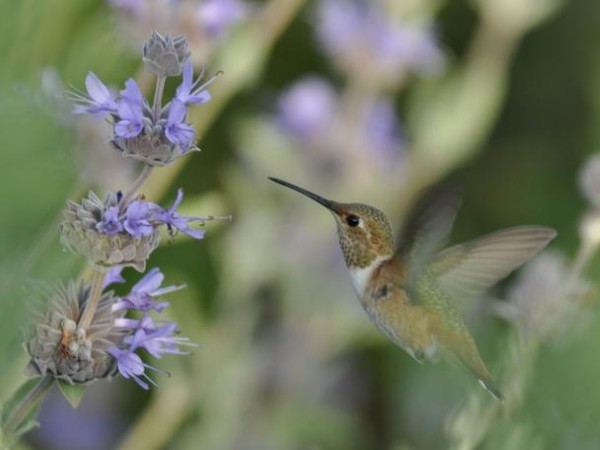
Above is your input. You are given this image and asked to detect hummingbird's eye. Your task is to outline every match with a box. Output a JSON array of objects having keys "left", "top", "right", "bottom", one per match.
[{"left": 346, "top": 214, "right": 360, "bottom": 227}]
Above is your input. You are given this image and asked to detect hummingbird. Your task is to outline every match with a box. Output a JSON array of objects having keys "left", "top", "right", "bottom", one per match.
[{"left": 269, "top": 177, "right": 556, "bottom": 400}]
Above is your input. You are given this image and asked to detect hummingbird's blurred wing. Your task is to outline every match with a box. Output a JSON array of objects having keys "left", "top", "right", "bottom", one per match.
[
  {"left": 428, "top": 226, "right": 557, "bottom": 299},
  {"left": 396, "top": 184, "right": 462, "bottom": 281}
]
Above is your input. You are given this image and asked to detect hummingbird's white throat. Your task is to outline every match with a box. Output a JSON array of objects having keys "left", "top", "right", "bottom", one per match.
[{"left": 348, "top": 255, "right": 389, "bottom": 298}]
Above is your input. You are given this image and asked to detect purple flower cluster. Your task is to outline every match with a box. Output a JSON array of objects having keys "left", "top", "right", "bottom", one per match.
[
  {"left": 315, "top": 0, "right": 445, "bottom": 80},
  {"left": 105, "top": 267, "right": 194, "bottom": 389},
  {"left": 70, "top": 61, "right": 216, "bottom": 166},
  {"left": 97, "top": 189, "right": 208, "bottom": 240}
]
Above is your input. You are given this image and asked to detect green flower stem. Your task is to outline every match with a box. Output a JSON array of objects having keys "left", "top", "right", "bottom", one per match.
[
  {"left": 2, "top": 374, "right": 54, "bottom": 438},
  {"left": 78, "top": 269, "right": 106, "bottom": 331},
  {"left": 120, "top": 164, "right": 154, "bottom": 206},
  {"left": 152, "top": 75, "right": 167, "bottom": 122}
]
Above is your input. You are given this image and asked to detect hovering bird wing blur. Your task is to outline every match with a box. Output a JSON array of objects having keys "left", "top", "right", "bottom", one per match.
[
  {"left": 395, "top": 183, "right": 462, "bottom": 282},
  {"left": 428, "top": 226, "right": 557, "bottom": 299}
]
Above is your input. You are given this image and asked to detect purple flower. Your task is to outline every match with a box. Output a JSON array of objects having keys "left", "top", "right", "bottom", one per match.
[
  {"left": 107, "top": 347, "right": 161, "bottom": 390},
  {"left": 114, "top": 101, "right": 144, "bottom": 138},
  {"left": 126, "top": 319, "right": 194, "bottom": 359},
  {"left": 71, "top": 72, "right": 118, "bottom": 115},
  {"left": 164, "top": 101, "right": 196, "bottom": 149},
  {"left": 123, "top": 200, "right": 154, "bottom": 238},
  {"left": 195, "top": 0, "right": 247, "bottom": 38},
  {"left": 112, "top": 267, "right": 184, "bottom": 312},
  {"left": 103, "top": 266, "right": 126, "bottom": 289},
  {"left": 175, "top": 62, "right": 214, "bottom": 106},
  {"left": 152, "top": 189, "right": 206, "bottom": 239},
  {"left": 96, "top": 206, "right": 124, "bottom": 236},
  {"left": 104, "top": 267, "right": 195, "bottom": 389},
  {"left": 114, "top": 80, "right": 145, "bottom": 138},
  {"left": 277, "top": 76, "right": 337, "bottom": 140},
  {"left": 120, "top": 78, "right": 144, "bottom": 105}
]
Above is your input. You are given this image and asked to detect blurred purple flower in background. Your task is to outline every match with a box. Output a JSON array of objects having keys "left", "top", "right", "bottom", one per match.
[
  {"left": 360, "top": 98, "right": 404, "bottom": 162},
  {"left": 195, "top": 0, "right": 248, "bottom": 38},
  {"left": 31, "top": 386, "right": 126, "bottom": 450},
  {"left": 109, "top": 0, "right": 147, "bottom": 17},
  {"left": 276, "top": 77, "right": 404, "bottom": 167},
  {"left": 277, "top": 76, "right": 337, "bottom": 141},
  {"left": 315, "top": 0, "right": 445, "bottom": 78}
]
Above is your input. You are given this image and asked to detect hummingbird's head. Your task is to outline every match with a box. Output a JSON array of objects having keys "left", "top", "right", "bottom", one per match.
[{"left": 269, "top": 178, "right": 395, "bottom": 268}]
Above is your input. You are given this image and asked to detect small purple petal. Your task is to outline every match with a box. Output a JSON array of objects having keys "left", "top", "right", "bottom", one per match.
[
  {"left": 165, "top": 101, "right": 196, "bottom": 148},
  {"left": 103, "top": 266, "right": 126, "bottom": 289},
  {"left": 96, "top": 206, "right": 124, "bottom": 236},
  {"left": 115, "top": 100, "right": 144, "bottom": 138},
  {"left": 175, "top": 63, "right": 214, "bottom": 106},
  {"left": 111, "top": 267, "right": 184, "bottom": 313},
  {"left": 124, "top": 322, "right": 195, "bottom": 359},
  {"left": 114, "top": 317, "right": 141, "bottom": 329},
  {"left": 85, "top": 73, "right": 118, "bottom": 111},
  {"left": 151, "top": 189, "right": 207, "bottom": 239},
  {"left": 71, "top": 72, "right": 118, "bottom": 115},
  {"left": 107, "top": 347, "right": 160, "bottom": 390},
  {"left": 120, "top": 79, "right": 143, "bottom": 105},
  {"left": 124, "top": 200, "right": 155, "bottom": 238},
  {"left": 133, "top": 267, "right": 164, "bottom": 294}
]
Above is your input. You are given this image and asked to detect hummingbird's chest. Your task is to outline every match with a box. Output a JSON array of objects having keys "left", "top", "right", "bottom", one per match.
[{"left": 350, "top": 258, "right": 443, "bottom": 361}]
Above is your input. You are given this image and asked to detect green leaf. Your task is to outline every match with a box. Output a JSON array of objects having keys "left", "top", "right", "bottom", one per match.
[
  {"left": 0, "top": 377, "right": 49, "bottom": 446},
  {"left": 1, "top": 379, "right": 42, "bottom": 425},
  {"left": 57, "top": 380, "right": 86, "bottom": 408}
]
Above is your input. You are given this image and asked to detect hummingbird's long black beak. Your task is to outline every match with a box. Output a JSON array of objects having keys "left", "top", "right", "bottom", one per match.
[{"left": 269, "top": 177, "right": 336, "bottom": 211}]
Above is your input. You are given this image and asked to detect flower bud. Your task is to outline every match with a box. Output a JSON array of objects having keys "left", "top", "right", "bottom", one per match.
[
  {"left": 59, "top": 191, "right": 160, "bottom": 272},
  {"left": 142, "top": 32, "right": 190, "bottom": 77},
  {"left": 111, "top": 122, "right": 198, "bottom": 167},
  {"left": 24, "top": 281, "right": 124, "bottom": 384}
]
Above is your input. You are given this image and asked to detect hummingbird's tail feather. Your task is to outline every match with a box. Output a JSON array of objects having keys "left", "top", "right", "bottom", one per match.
[
  {"left": 477, "top": 376, "right": 504, "bottom": 402},
  {"left": 445, "top": 336, "right": 504, "bottom": 401}
]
